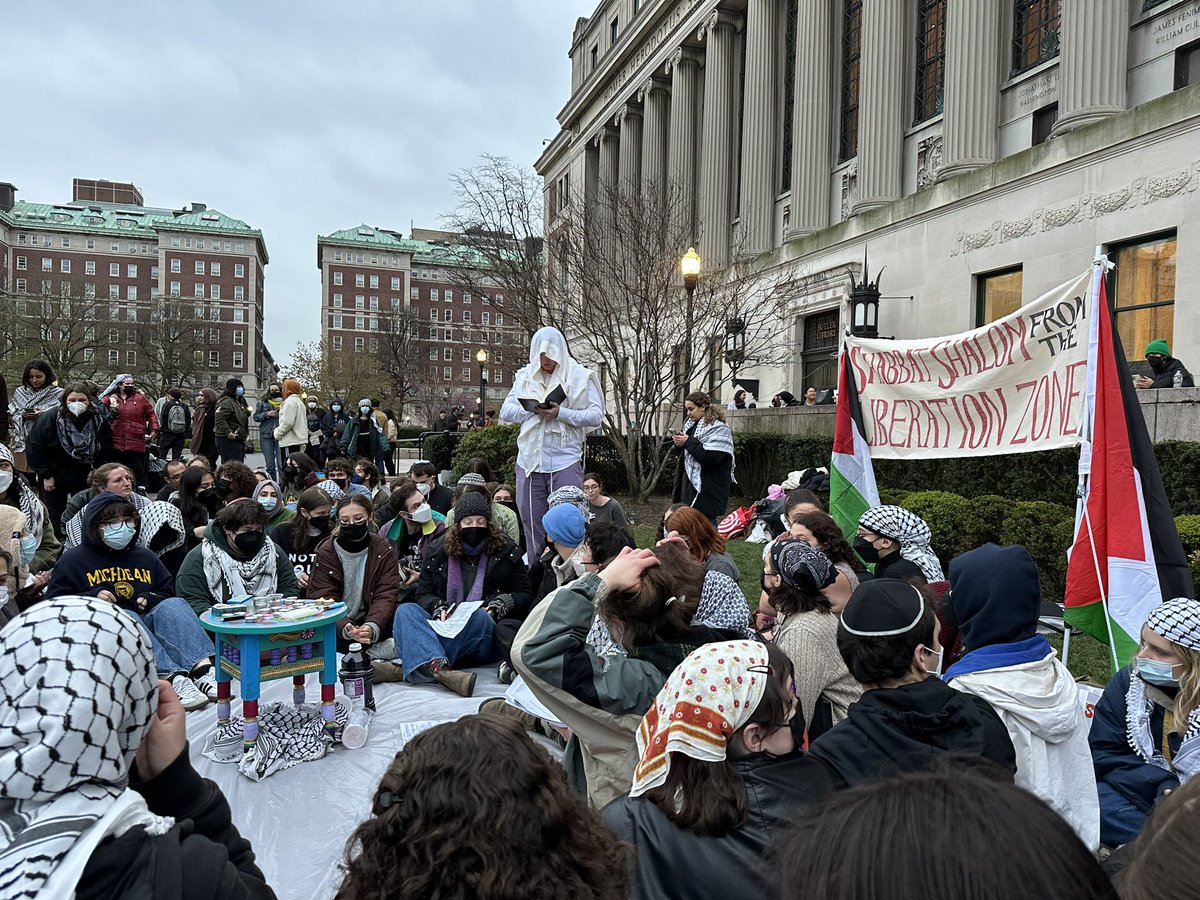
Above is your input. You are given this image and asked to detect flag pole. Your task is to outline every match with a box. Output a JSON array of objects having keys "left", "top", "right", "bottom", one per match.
[{"left": 1076, "top": 247, "right": 1121, "bottom": 672}]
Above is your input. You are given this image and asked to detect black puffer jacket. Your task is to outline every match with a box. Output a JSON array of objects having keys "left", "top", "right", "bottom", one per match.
[
  {"left": 76, "top": 747, "right": 275, "bottom": 900},
  {"left": 601, "top": 754, "right": 837, "bottom": 900}
]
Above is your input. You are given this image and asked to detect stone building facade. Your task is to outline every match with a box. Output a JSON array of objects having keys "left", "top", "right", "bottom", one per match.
[{"left": 536, "top": 0, "right": 1200, "bottom": 402}]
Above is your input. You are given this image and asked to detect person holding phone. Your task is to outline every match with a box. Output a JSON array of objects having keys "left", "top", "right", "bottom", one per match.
[{"left": 500, "top": 327, "right": 604, "bottom": 555}]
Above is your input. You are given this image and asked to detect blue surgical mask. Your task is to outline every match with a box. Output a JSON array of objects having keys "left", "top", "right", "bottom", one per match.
[
  {"left": 19, "top": 534, "right": 37, "bottom": 566},
  {"left": 235, "top": 386, "right": 245, "bottom": 397},
  {"left": 1136, "top": 656, "right": 1180, "bottom": 687},
  {"left": 257, "top": 496, "right": 277, "bottom": 512},
  {"left": 101, "top": 522, "right": 136, "bottom": 550}
]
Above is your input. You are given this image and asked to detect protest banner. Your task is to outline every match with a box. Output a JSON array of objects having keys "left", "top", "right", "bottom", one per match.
[{"left": 844, "top": 270, "right": 1092, "bottom": 458}]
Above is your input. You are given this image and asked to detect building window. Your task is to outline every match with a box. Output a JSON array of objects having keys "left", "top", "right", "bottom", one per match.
[
  {"left": 1031, "top": 102, "right": 1059, "bottom": 145},
  {"left": 369, "top": 296, "right": 379, "bottom": 310},
  {"left": 236, "top": 242, "right": 245, "bottom": 253},
  {"left": 233, "top": 351, "right": 244, "bottom": 369},
  {"left": 913, "top": 0, "right": 946, "bottom": 124},
  {"left": 234, "top": 308, "right": 245, "bottom": 323},
  {"left": 839, "top": 0, "right": 863, "bottom": 161},
  {"left": 195, "top": 284, "right": 206, "bottom": 298},
  {"left": 333, "top": 335, "right": 343, "bottom": 350},
  {"left": 446, "top": 290, "right": 454, "bottom": 303},
  {"left": 170, "top": 259, "right": 181, "bottom": 273},
  {"left": 355, "top": 295, "right": 365, "bottom": 310},
  {"left": 801, "top": 309, "right": 840, "bottom": 390},
  {"left": 1011, "top": 0, "right": 1060, "bottom": 77},
  {"left": 195, "top": 261, "right": 205, "bottom": 275},
  {"left": 127, "top": 286, "right": 137, "bottom": 302},
  {"left": 109, "top": 349, "right": 120, "bottom": 366},
  {"left": 463, "top": 311, "right": 472, "bottom": 324},
  {"left": 109, "top": 285, "right": 120, "bottom": 299},
  {"left": 127, "top": 264, "right": 137, "bottom": 278},
  {"left": 235, "top": 263, "right": 245, "bottom": 277},
  {"left": 462, "top": 367, "right": 472, "bottom": 381},
  {"left": 1175, "top": 38, "right": 1200, "bottom": 90},
  {"left": 15, "top": 256, "right": 26, "bottom": 270},
  {"left": 495, "top": 313, "right": 504, "bottom": 326},
  {"left": 590, "top": 43, "right": 599, "bottom": 70},
  {"left": 60, "top": 259, "right": 71, "bottom": 273},
  {"left": 196, "top": 240, "right": 205, "bottom": 250},
  {"left": 462, "top": 348, "right": 471, "bottom": 363},
  {"left": 430, "top": 308, "right": 439, "bottom": 322},
  {"left": 391, "top": 276, "right": 400, "bottom": 290},
  {"left": 234, "top": 330, "right": 244, "bottom": 346},
  {"left": 333, "top": 293, "right": 343, "bottom": 308},
  {"left": 780, "top": 0, "right": 799, "bottom": 190},
  {"left": 209, "top": 350, "right": 220, "bottom": 368},
  {"left": 211, "top": 261, "right": 221, "bottom": 276},
  {"left": 444, "top": 366, "right": 453, "bottom": 381},
  {"left": 15, "top": 278, "right": 26, "bottom": 293},
  {"left": 482, "top": 311, "right": 490, "bottom": 325},
  {"left": 333, "top": 314, "right": 343, "bottom": 328},
  {"left": 211, "top": 285, "right": 221, "bottom": 299},
  {"left": 430, "top": 347, "right": 439, "bottom": 360},
  {"left": 355, "top": 274, "right": 365, "bottom": 288},
  {"left": 86, "top": 239, "right": 95, "bottom": 249},
  {"left": 234, "top": 286, "right": 244, "bottom": 301},
  {"left": 431, "top": 288, "right": 439, "bottom": 302},
  {"left": 355, "top": 316, "right": 365, "bottom": 330},
  {"left": 355, "top": 337, "right": 365, "bottom": 352},
  {"left": 410, "top": 286, "right": 419, "bottom": 300},
  {"left": 444, "top": 347, "right": 454, "bottom": 361},
  {"left": 975, "top": 267, "right": 1024, "bottom": 326},
  {"left": 85, "top": 260, "right": 95, "bottom": 275},
  {"left": 369, "top": 275, "right": 379, "bottom": 288},
  {"left": 169, "top": 281, "right": 180, "bottom": 296},
  {"left": 1107, "top": 232, "right": 1177, "bottom": 364},
  {"left": 610, "top": 16, "right": 618, "bottom": 44},
  {"left": 210, "top": 307, "right": 221, "bottom": 321},
  {"left": 208, "top": 328, "right": 219, "bottom": 343},
  {"left": 172, "top": 237, "right": 181, "bottom": 248},
  {"left": 464, "top": 291, "right": 472, "bottom": 304},
  {"left": 41, "top": 258, "right": 52, "bottom": 272}
]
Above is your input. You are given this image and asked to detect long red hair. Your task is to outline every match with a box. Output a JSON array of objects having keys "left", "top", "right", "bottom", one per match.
[{"left": 666, "top": 506, "right": 726, "bottom": 562}]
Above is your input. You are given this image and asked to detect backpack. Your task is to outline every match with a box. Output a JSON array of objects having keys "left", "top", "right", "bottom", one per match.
[{"left": 165, "top": 400, "right": 188, "bottom": 434}]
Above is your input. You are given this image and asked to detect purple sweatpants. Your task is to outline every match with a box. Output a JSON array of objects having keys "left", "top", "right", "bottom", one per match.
[{"left": 516, "top": 461, "right": 584, "bottom": 555}]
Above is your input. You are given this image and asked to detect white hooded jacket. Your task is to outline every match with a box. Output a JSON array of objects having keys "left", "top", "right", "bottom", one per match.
[{"left": 951, "top": 651, "right": 1100, "bottom": 849}]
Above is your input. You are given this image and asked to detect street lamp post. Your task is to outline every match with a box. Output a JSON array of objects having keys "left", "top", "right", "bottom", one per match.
[
  {"left": 680, "top": 247, "right": 701, "bottom": 396},
  {"left": 476, "top": 348, "right": 488, "bottom": 417}
]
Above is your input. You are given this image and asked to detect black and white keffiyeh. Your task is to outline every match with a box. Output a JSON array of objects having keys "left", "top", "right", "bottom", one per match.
[
  {"left": 0, "top": 597, "right": 172, "bottom": 898},
  {"left": 8, "top": 384, "right": 62, "bottom": 453},
  {"left": 201, "top": 532, "right": 279, "bottom": 599},
  {"left": 1125, "top": 673, "right": 1200, "bottom": 782},
  {"left": 1145, "top": 598, "right": 1200, "bottom": 652},
  {"left": 137, "top": 501, "right": 186, "bottom": 555},
  {"left": 63, "top": 491, "right": 151, "bottom": 550},
  {"left": 859, "top": 504, "right": 945, "bottom": 582},
  {"left": 203, "top": 699, "right": 349, "bottom": 782},
  {"left": 683, "top": 417, "right": 736, "bottom": 495},
  {"left": 0, "top": 443, "right": 45, "bottom": 545}
]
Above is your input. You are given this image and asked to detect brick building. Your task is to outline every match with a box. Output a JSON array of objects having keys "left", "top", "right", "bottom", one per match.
[
  {"left": 0, "top": 178, "right": 275, "bottom": 392},
  {"left": 316, "top": 224, "right": 528, "bottom": 413}
]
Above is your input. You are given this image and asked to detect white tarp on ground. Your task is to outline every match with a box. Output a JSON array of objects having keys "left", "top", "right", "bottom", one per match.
[{"left": 187, "top": 666, "right": 551, "bottom": 900}]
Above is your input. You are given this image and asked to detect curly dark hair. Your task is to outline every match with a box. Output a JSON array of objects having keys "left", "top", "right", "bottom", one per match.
[
  {"left": 215, "top": 461, "right": 258, "bottom": 501},
  {"left": 336, "top": 715, "right": 628, "bottom": 900},
  {"left": 791, "top": 510, "right": 865, "bottom": 572}
]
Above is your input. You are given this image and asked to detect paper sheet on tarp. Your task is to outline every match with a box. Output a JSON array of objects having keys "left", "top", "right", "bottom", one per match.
[
  {"left": 428, "top": 600, "right": 483, "bottom": 638},
  {"left": 186, "top": 666, "right": 561, "bottom": 900},
  {"left": 504, "top": 675, "right": 566, "bottom": 728}
]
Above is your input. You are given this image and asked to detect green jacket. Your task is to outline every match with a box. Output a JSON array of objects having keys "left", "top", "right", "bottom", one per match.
[
  {"left": 178, "top": 521, "right": 299, "bottom": 615},
  {"left": 213, "top": 395, "right": 250, "bottom": 440},
  {"left": 339, "top": 418, "right": 390, "bottom": 459}
]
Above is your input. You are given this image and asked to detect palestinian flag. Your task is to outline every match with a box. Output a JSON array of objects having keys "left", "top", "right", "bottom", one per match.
[
  {"left": 1063, "top": 267, "right": 1193, "bottom": 668},
  {"left": 830, "top": 349, "right": 880, "bottom": 540}
]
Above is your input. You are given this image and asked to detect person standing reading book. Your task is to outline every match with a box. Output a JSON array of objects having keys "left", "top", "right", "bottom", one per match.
[{"left": 500, "top": 327, "right": 604, "bottom": 554}]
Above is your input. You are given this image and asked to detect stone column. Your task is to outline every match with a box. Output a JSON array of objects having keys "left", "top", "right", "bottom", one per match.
[
  {"left": 852, "top": 0, "right": 905, "bottom": 213},
  {"left": 737, "top": 0, "right": 779, "bottom": 256},
  {"left": 639, "top": 79, "right": 670, "bottom": 203},
  {"left": 938, "top": 0, "right": 1001, "bottom": 180},
  {"left": 1051, "top": 0, "right": 1129, "bottom": 136},
  {"left": 617, "top": 106, "right": 643, "bottom": 193},
  {"left": 593, "top": 126, "right": 621, "bottom": 246},
  {"left": 785, "top": 0, "right": 834, "bottom": 238},
  {"left": 666, "top": 47, "right": 703, "bottom": 248},
  {"left": 697, "top": 9, "right": 739, "bottom": 268}
]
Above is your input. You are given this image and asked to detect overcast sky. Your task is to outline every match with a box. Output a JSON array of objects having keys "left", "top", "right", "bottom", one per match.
[{"left": 5, "top": 1, "right": 583, "bottom": 362}]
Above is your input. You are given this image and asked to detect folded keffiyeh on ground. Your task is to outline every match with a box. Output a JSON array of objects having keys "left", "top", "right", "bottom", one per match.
[{"left": 203, "top": 699, "right": 350, "bottom": 781}]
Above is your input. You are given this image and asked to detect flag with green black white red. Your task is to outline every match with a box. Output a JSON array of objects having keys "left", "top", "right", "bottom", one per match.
[
  {"left": 1063, "top": 270, "right": 1193, "bottom": 668},
  {"left": 830, "top": 349, "right": 880, "bottom": 541}
]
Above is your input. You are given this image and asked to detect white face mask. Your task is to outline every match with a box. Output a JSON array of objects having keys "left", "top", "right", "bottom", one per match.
[
  {"left": 0, "top": 471, "right": 12, "bottom": 494},
  {"left": 922, "top": 645, "right": 944, "bottom": 679},
  {"left": 409, "top": 502, "right": 432, "bottom": 524},
  {"left": 67, "top": 401, "right": 88, "bottom": 417},
  {"left": 416, "top": 482, "right": 431, "bottom": 497}
]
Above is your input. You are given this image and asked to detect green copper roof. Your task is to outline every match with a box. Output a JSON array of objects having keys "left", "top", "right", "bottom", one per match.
[
  {"left": 1, "top": 201, "right": 268, "bottom": 261},
  {"left": 318, "top": 224, "right": 500, "bottom": 270}
]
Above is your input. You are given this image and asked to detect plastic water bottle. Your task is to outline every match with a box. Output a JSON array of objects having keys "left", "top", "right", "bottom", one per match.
[
  {"left": 1174, "top": 368, "right": 1184, "bottom": 388},
  {"left": 339, "top": 643, "right": 375, "bottom": 712},
  {"left": 342, "top": 708, "right": 372, "bottom": 749}
]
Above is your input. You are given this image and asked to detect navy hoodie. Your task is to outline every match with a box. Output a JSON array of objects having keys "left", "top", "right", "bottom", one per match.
[{"left": 46, "top": 491, "right": 175, "bottom": 606}]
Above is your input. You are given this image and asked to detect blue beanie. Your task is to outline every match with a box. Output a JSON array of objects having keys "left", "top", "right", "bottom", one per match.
[{"left": 543, "top": 504, "right": 586, "bottom": 547}]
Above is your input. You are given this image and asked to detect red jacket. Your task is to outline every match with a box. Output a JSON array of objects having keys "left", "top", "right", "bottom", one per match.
[{"left": 107, "top": 391, "right": 159, "bottom": 453}]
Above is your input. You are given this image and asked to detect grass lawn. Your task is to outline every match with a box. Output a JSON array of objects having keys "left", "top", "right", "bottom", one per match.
[{"left": 633, "top": 526, "right": 1115, "bottom": 686}]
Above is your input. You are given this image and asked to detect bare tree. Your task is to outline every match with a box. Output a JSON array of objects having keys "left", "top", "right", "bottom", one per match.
[
  {"left": 283, "top": 337, "right": 391, "bottom": 407},
  {"left": 443, "top": 155, "right": 550, "bottom": 338},
  {"left": 130, "top": 299, "right": 207, "bottom": 396},
  {"left": 375, "top": 305, "right": 428, "bottom": 417},
  {"left": 552, "top": 178, "right": 796, "bottom": 501},
  {"left": 0, "top": 276, "right": 108, "bottom": 383}
]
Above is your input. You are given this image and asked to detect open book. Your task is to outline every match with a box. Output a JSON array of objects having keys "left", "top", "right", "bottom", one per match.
[{"left": 517, "top": 383, "right": 567, "bottom": 413}]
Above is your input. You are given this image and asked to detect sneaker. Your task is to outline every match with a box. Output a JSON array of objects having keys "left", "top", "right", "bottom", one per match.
[
  {"left": 497, "top": 661, "right": 516, "bottom": 684},
  {"left": 171, "top": 674, "right": 210, "bottom": 711},
  {"left": 193, "top": 671, "right": 219, "bottom": 701}
]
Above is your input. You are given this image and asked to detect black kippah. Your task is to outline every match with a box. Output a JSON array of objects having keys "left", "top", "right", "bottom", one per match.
[{"left": 840, "top": 579, "right": 926, "bottom": 636}]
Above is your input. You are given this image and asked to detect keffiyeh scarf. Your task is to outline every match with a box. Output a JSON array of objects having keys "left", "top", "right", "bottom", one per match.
[
  {"left": 631, "top": 641, "right": 770, "bottom": 798},
  {"left": 137, "top": 501, "right": 186, "bottom": 555},
  {"left": 0, "top": 597, "right": 173, "bottom": 899},
  {"left": 1125, "top": 674, "right": 1200, "bottom": 782},
  {"left": 0, "top": 444, "right": 44, "bottom": 544},
  {"left": 8, "top": 384, "right": 62, "bottom": 452},
  {"left": 203, "top": 698, "right": 350, "bottom": 782},
  {"left": 55, "top": 404, "right": 104, "bottom": 465},
  {"left": 859, "top": 505, "right": 944, "bottom": 582},
  {"left": 64, "top": 492, "right": 150, "bottom": 550},
  {"left": 201, "top": 534, "right": 279, "bottom": 599},
  {"left": 683, "top": 417, "right": 736, "bottom": 495}
]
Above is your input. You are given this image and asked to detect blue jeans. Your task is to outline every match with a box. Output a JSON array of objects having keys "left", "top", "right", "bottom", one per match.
[
  {"left": 392, "top": 603, "right": 497, "bottom": 680},
  {"left": 1098, "top": 781, "right": 1150, "bottom": 846},
  {"left": 259, "top": 433, "right": 280, "bottom": 480},
  {"left": 134, "top": 597, "right": 216, "bottom": 676}
]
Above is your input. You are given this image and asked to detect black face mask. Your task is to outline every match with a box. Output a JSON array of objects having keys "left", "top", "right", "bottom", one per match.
[
  {"left": 1148, "top": 356, "right": 1166, "bottom": 372},
  {"left": 459, "top": 526, "right": 489, "bottom": 550},
  {"left": 215, "top": 479, "right": 233, "bottom": 497},
  {"left": 122, "top": 386, "right": 135, "bottom": 395},
  {"left": 283, "top": 468, "right": 298, "bottom": 484},
  {"left": 233, "top": 530, "right": 265, "bottom": 556},
  {"left": 271, "top": 390, "right": 282, "bottom": 398},
  {"left": 853, "top": 536, "right": 881, "bottom": 565},
  {"left": 497, "top": 500, "right": 518, "bottom": 513},
  {"left": 198, "top": 488, "right": 220, "bottom": 511},
  {"left": 331, "top": 477, "right": 348, "bottom": 488},
  {"left": 337, "top": 521, "right": 370, "bottom": 547},
  {"left": 310, "top": 515, "right": 332, "bottom": 533}
]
